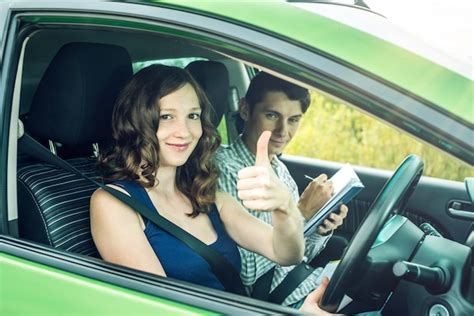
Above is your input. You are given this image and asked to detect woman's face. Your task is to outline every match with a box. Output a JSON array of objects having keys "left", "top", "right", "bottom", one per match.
[{"left": 156, "top": 83, "right": 203, "bottom": 168}]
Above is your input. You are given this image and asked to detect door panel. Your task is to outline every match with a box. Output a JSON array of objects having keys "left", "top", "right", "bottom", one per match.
[
  {"left": 0, "top": 236, "right": 297, "bottom": 315},
  {"left": 1, "top": 253, "right": 214, "bottom": 316}
]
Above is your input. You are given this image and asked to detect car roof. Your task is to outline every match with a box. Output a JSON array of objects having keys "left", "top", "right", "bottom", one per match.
[{"left": 134, "top": 0, "right": 473, "bottom": 125}]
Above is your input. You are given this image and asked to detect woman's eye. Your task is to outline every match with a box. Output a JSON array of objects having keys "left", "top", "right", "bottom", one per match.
[
  {"left": 189, "top": 113, "right": 201, "bottom": 120},
  {"left": 160, "top": 114, "right": 173, "bottom": 120}
]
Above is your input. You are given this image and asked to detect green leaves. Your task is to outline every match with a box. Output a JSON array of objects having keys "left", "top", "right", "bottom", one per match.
[{"left": 285, "top": 92, "right": 473, "bottom": 181}]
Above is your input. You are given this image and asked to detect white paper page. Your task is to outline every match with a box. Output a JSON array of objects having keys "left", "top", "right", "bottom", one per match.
[
  {"left": 330, "top": 163, "right": 356, "bottom": 194},
  {"left": 316, "top": 260, "right": 340, "bottom": 284}
]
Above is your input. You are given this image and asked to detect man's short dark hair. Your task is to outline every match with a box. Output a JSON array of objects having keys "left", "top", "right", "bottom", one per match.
[{"left": 244, "top": 72, "right": 311, "bottom": 112}]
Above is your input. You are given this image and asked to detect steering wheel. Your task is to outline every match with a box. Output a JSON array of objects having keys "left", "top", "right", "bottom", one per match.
[{"left": 320, "top": 154, "right": 424, "bottom": 312}]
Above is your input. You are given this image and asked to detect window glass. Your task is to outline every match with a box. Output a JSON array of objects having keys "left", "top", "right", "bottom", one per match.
[
  {"left": 216, "top": 118, "right": 228, "bottom": 145},
  {"left": 284, "top": 91, "right": 474, "bottom": 181},
  {"left": 132, "top": 57, "right": 207, "bottom": 73}
]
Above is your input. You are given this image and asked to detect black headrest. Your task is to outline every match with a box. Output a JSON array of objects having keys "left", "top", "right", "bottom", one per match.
[
  {"left": 26, "top": 42, "right": 132, "bottom": 146},
  {"left": 186, "top": 60, "right": 229, "bottom": 126}
]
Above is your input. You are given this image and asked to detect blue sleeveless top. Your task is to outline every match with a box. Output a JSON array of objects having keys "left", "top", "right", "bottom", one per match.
[{"left": 113, "top": 180, "right": 241, "bottom": 291}]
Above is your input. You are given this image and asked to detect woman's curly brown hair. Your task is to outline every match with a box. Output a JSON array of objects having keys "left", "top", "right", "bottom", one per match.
[{"left": 100, "top": 64, "right": 221, "bottom": 217}]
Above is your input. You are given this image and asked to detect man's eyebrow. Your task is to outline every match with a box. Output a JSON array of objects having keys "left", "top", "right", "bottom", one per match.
[
  {"left": 262, "top": 107, "right": 282, "bottom": 114},
  {"left": 262, "top": 107, "right": 302, "bottom": 118}
]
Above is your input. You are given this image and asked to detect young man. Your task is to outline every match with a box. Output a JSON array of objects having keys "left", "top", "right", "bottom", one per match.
[{"left": 215, "top": 72, "right": 348, "bottom": 307}]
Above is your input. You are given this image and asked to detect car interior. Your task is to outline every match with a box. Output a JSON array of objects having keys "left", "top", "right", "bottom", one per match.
[{"left": 6, "top": 22, "right": 474, "bottom": 315}]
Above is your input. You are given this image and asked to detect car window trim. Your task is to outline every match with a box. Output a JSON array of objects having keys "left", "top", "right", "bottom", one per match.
[{"left": 0, "top": 9, "right": 22, "bottom": 234}]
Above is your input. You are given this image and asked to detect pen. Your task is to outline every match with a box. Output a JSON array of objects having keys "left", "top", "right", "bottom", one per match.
[{"left": 304, "top": 174, "right": 314, "bottom": 181}]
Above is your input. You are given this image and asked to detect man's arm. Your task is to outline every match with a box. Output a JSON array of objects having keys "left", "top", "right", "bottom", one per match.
[
  {"left": 298, "top": 174, "right": 348, "bottom": 235},
  {"left": 301, "top": 204, "right": 348, "bottom": 262},
  {"left": 277, "top": 166, "right": 333, "bottom": 261}
]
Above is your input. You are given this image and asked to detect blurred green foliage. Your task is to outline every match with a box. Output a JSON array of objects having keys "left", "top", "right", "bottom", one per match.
[
  {"left": 217, "top": 118, "right": 228, "bottom": 145},
  {"left": 285, "top": 91, "right": 474, "bottom": 182}
]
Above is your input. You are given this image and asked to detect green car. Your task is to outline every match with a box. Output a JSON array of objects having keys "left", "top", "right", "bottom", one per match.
[{"left": 0, "top": 1, "right": 472, "bottom": 315}]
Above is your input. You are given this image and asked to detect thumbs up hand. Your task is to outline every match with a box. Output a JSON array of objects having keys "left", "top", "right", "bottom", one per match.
[
  {"left": 237, "top": 131, "right": 293, "bottom": 213},
  {"left": 254, "top": 130, "right": 271, "bottom": 166}
]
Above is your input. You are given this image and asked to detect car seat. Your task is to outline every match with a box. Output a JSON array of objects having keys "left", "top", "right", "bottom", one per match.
[
  {"left": 17, "top": 42, "right": 132, "bottom": 257},
  {"left": 185, "top": 60, "right": 229, "bottom": 127}
]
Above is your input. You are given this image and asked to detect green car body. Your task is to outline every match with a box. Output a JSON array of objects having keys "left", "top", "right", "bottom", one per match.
[
  {"left": 2, "top": 253, "right": 217, "bottom": 315},
  {"left": 0, "top": 1, "right": 472, "bottom": 315}
]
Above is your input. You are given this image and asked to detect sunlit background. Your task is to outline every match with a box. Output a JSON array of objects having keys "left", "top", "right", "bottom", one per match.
[
  {"left": 366, "top": 0, "right": 473, "bottom": 66},
  {"left": 285, "top": 0, "right": 473, "bottom": 181}
]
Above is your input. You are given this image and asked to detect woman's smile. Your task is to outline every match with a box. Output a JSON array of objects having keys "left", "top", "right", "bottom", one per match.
[{"left": 166, "top": 142, "right": 191, "bottom": 152}]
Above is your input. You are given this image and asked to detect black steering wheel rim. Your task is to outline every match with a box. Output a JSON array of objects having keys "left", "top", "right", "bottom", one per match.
[{"left": 320, "top": 154, "right": 424, "bottom": 312}]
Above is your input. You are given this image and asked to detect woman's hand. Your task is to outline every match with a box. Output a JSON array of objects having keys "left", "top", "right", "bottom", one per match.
[
  {"left": 234, "top": 131, "right": 304, "bottom": 265},
  {"left": 237, "top": 131, "right": 293, "bottom": 214}
]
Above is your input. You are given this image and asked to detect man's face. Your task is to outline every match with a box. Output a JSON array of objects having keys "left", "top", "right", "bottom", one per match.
[{"left": 241, "top": 91, "right": 304, "bottom": 159}]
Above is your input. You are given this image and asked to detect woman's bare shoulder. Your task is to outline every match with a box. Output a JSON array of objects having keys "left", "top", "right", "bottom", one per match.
[
  {"left": 215, "top": 191, "right": 235, "bottom": 207},
  {"left": 92, "top": 184, "right": 131, "bottom": 201},
  {"left": 90, "top": 184, "right": 135, "bottom": 220}
]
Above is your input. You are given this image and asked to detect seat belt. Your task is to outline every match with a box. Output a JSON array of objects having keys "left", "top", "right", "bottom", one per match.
[
  {"left": 251, "top": 261, "right": 315, "bottom": 304},
  {"left": 19, "top": 133, "right": 247, "bottom": 296},
  {"left": 267, "top": 261, "right": 315, "bottom": 304},
  {"left": 250, "top": 267, "right": 275, "bottom": 300}
]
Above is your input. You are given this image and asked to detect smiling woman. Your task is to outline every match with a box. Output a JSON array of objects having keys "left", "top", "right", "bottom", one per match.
[{"left": 90, "top": 64, "right": 306, "bottom": 300}]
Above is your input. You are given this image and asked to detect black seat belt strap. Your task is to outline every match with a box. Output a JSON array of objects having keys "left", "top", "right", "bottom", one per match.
[
  {"left": 19, "top": 133, "right": 247, "bottom": 296},
  {"left": 251, "top": 262, "right": 315, "bottom": 304},
  {"left": 268, "top": 262, "right": 314, "bottom": 304},
  {"left": 250, "top": 267, "right": 275, "bottom": 300}
]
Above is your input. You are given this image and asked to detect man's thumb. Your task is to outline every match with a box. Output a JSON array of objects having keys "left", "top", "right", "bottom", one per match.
[{"left": 255, "top": 131, "right": 271, "bottom": 166}]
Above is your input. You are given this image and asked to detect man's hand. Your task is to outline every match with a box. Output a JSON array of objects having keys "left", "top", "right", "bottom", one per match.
[
  {"left": 237, "top": 131, "right": 292, "bottom": 213},
  {"left": 300, "top": 277, "right": 344, "bottom": 315},
  {"left": 298, "top": 174, "right": 334, "bottom": 220},
  {"left": 317, "top": 204, "right": 348, "bottom": 236}
]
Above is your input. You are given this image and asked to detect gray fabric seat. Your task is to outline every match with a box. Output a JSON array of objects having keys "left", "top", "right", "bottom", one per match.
[
  {"left": 17, "top": 158, "right": 104, "bottom": 255},
  {"left": 17, "top": 42, "right": 132, "bottom": 256}
]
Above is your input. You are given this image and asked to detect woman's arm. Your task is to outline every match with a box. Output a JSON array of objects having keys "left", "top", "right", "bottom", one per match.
[
  {"left": 217, "top": 131, "right": 304, "bottom": 265},
  {"left": 217, "top": 191, "right": 303, "bottom": 265},
  {"left": 90, "top": 187, "right": 166, "bottom": 276}
]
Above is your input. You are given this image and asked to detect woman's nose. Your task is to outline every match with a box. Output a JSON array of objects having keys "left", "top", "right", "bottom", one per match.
[{"left": 173, "top": 119, "right": 192, "bottom": 138}]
